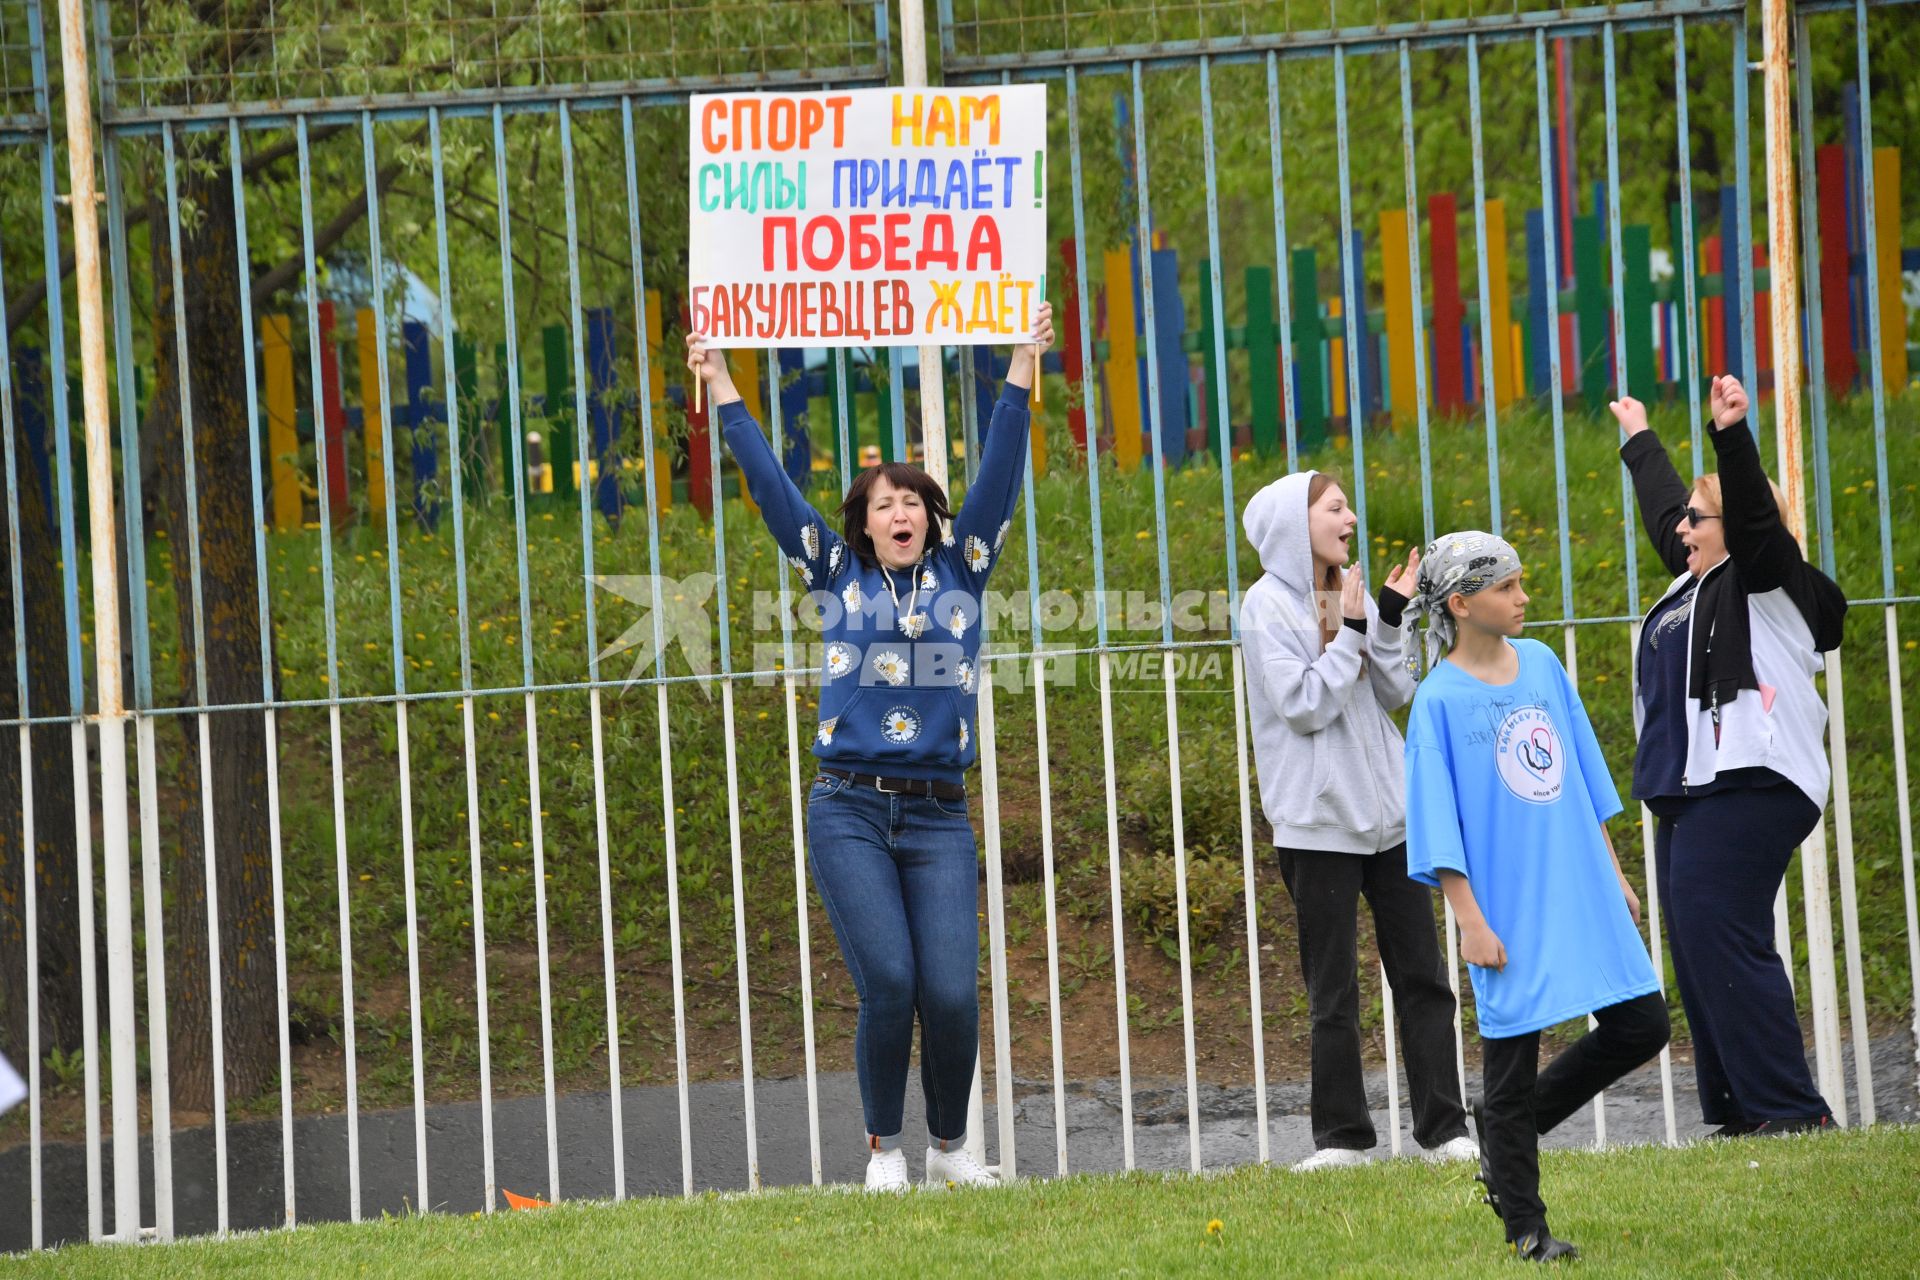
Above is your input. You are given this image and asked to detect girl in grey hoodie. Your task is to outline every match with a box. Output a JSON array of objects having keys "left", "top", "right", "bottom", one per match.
[{"left": 1240, "top": 470, "right": 1474, "bottom": 1169}]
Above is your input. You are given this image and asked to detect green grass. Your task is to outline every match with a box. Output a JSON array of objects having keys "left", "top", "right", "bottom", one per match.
[
  {"left": 22, "top": 391, "right": 1917, "bottom": 1131},
  {"left": 9, "top": 1127, "right": 1918, "bottom": 1277}
]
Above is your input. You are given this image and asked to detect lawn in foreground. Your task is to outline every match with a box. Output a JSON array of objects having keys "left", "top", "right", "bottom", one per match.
[{"left": 9, "top": 1127, "right": 1917, "bottom": 1278}]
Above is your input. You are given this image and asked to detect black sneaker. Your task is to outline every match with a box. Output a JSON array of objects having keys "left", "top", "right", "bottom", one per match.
[
  {"left": 1513, "top": 1228, "right": 1580, "bottom": 1263},
  {"left": 1705, "top": 1121, "right": 1760, "bottom": 1140},
  {"left": 1752, "top": 1114, "right": 1834, "bottom": 1137},
  {"left": 1469, "top": 1096, "right": 1503, "bottom": 1223}
]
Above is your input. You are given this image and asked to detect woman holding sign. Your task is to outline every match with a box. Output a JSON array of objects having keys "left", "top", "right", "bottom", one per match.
[{"left": 688, "top": 304, "right": 1052, "bottom": 1193}]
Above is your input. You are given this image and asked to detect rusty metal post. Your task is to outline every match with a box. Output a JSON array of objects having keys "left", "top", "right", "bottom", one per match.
[
  {"left": 54, "top": 0, "right": 141, "bottom": 1240},
  {"left": 1763, "top": 0, "right": 1851, "bottom": 1122},
  {"left": 1762, "top": 0, "right": 1803, "bottom": 536}
]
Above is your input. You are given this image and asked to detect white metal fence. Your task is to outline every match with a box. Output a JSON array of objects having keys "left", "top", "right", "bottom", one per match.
[{"left": 1, "top": 0, "right": 1916, "bottom": 1252}]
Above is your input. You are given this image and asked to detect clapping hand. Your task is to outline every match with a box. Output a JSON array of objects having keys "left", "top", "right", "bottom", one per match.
[{"left": 1381, "top": 546, "right": 1421, "bottom": 603}]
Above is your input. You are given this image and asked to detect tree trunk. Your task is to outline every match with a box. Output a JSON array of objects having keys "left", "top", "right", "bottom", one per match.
[
  {"left": 0, "top": 372, "right": 86, "bottom": 1066},
  {"left": 146, "top": 141, "right": 278, "bottom": 1113}
]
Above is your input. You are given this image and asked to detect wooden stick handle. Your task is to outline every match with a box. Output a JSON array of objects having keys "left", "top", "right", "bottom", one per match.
[{"left": 1031, "top": 277, "right": 1046, "bottom": 407}]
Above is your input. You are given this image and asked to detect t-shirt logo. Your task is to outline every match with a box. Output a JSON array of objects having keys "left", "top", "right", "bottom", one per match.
[{"left": 1495, "top": 706, "right": 1564, "bottom": 804}]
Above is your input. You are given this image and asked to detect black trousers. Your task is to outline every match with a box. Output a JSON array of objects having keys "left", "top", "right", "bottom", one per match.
[
  {"left": 1276, "top": 842, "right": 1469, "bottom": 1152},
  {"left": 1482, "top": 991, "right": 1670, "bottom": 1242},
  {"left": 1654, "top": 783, "right": 1832, "bottom": 1125}
]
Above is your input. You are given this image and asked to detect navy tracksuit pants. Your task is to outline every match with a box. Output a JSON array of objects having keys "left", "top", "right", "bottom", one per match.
[{"left": 1653, "top": 781, "right": 1833, "bottom": 1126}]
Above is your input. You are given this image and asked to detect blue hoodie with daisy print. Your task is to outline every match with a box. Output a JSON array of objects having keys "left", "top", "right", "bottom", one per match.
[{"left": 719, "top": 383, "right": 1031, "bottom": 785}]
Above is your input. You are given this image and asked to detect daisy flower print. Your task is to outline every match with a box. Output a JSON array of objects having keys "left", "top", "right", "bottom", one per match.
[
  {"left": 872, "top": 650, "right": 910, "bottom": 687},
  {"left": 881, "top": 706, "right": 921, "bottom": 744}
]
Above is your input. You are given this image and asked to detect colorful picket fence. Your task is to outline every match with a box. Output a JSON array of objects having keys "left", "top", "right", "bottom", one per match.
[{"left": 8, "top": 146, "right": 1910, "bottom": 535}]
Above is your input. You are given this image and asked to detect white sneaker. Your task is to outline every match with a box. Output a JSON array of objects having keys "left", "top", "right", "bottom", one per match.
[
  {"left": 924, "top": 1143, "right": 1000, "bottom": 1190},
  {"left": 1291, "top": 1147, "right": 1370, "bottom": 1172},
  {"left": 864, "top": 1147, "right": 910, "bottom": 1194},
  {"left": 1424, "top": 1134, "right": 1481, "bottom": 1163}
]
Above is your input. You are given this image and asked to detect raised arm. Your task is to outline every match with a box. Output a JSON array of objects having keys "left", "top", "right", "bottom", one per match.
[
  {"left": 1704, "top": 375, "right": 1801, "bottom": 594},
  {"left": 690, "top": 335, "right": 842, "bottom": 579},
  {"left": 951, "top": 303, "right": 1054, "bottom": 561},
  {"left": 1704, "top": 377, "right": 1849, "bottom": 649},
  {"left": 1610, "top": 396, "right": 1693, "bottom": 578}
]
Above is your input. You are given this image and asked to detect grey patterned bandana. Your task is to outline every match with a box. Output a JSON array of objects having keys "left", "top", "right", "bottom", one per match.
[{"left": 1405, "top": 529, "right": 1524, "bottom": 671}]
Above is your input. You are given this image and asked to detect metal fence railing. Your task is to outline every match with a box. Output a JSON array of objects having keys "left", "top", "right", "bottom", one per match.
[
  {"left": 100, "top": 0, "right": 892, "bottom": 118},
  {"left": 937, "top": 0, "right": 1919, "bottom": 1175},
  {"left": 1, "top": 0, "right": 1915, "bottom": 1253}
]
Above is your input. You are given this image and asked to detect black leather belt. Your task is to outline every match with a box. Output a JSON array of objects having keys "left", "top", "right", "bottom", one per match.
[{"left": 820, "top": 767, "right": 966, "bottom": 801}]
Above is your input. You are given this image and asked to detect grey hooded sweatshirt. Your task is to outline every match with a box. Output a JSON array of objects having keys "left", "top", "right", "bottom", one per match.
[{"left": 1239, "top": 472, "right": 1417, "bottom": 854}]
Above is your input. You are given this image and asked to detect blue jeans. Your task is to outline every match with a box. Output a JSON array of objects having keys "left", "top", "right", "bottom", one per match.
[{"left": 806, "top": 772, "right": 980, "bottom": 1147}]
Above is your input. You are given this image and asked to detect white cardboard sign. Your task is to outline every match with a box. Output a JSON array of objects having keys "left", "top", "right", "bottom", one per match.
[{"left": 688, "top": 85, "right": 1047, "bottom": 348}]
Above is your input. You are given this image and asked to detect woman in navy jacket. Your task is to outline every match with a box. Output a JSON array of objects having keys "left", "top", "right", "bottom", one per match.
[{"left": 1611, "top": 374, "right": 1846, "bottom": 1137}]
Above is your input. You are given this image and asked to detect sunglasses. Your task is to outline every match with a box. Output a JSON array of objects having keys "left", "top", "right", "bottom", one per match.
[{"left": 1683, "top": 506, "right": 1721, "bottom": 526}]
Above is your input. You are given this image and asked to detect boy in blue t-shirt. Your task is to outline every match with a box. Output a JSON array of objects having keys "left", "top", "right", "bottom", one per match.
[{"left": 1404, "top": 531, "right": 1668, "bottom": 1264}]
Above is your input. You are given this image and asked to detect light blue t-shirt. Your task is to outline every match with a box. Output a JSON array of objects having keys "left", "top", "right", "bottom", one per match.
[{"left": 1405, "top": 638, "right": 1660, "bottom": 1039}]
